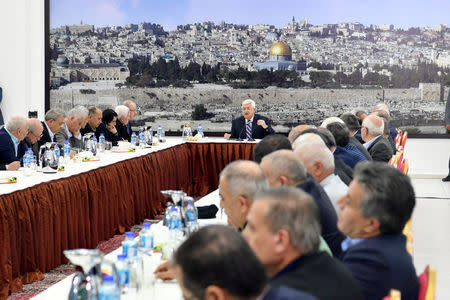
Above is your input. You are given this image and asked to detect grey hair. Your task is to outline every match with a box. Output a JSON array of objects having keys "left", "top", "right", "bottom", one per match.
[
  {"left": 363, "top": 116, "right": 384, "bottom": 136},
  {"left": 68, "top": 106, "right": 89, "bottom": 119},
  {"left": 115, "top": 105, "right": 130, "bottom": 119},
  {"left": 354, "top": 162, "right": 415, "bottom": 233},
  {"left": 87, "top": 106, "right": 99, "bottom": 115},
  {"left": 220, "top": 160, "right": 268, "bottom": 203},
  {"left": 262, "top": 150, "right": 307, "bottom": 185},
  {"left": 255, "top": 186, "right": 321, "bottom": 254},
  {"left": 6, "top": 115, "right": 27, "bottom": 131},
  {"left": 292, "top": 132, "right": 326, "bottom": 150},
  {"left": 296, "top": 143, "right": 335, "bottom": 174},
  {"left": 242, "top": 99, "right": 256, "bottom": 108},
  {"left": 44, "top": 109, "right": 65, "bottom": 121},
  {"left": 320, "top": 117, "right": 344, "bottom": 128}
]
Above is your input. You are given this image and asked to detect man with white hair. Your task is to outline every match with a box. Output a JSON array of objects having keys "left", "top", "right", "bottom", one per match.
[
  {"left": 123, "top": 100, "right": 137, "bottom": 136},
  {"left": 225, "top": 99, "right": 274, "bottom": 140},
  {"left": 295, "top": 143, "right": 348, "bottom": 212},
  {"left": 38, "top": 108, "right": 65, "bottom": 148},
  {"left": 55, "top": 106, "right": 89, "bottom": 149},
  {"left": 0, "top": 115, "right": 28, "bottom": 167},
  {"left": 115, "top": 105, "right": 130, "bottom": 141},
  {"left": 373, "top": 102, "right": 397, "bottom": 141},
  {"left": 361, "top": 114, "right": 393, "bottom": 162}
]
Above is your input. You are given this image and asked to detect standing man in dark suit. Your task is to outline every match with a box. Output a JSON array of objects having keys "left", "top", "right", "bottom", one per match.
[
  {"left": 225, "top": 99, "right": 274, "bottom": 140},
  {"left": 243, "top": 187, "right": 364, "bottom": 300},
  {"left": 0, "top": 115, "right": 28, "bottom": 166},
  {"left": 361, "top": 114, "right": 393, "bottom": 162},
  {"left": 38, "top": 109, "right": 65, "bottom": 149},
  {"left": 337, "top": 162, "right": 419, "bottom": 300}
]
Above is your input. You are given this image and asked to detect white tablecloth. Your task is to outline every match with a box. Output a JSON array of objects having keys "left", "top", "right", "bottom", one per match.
[{"left": 31, "top": 189, "right": 225, "bottom": 300}]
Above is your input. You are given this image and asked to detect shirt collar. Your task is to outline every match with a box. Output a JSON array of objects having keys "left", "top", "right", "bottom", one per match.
[
  {"left": 320, "top": 173, "right": 336, "bottom": 187},
  {"left": 4, "top": 127, "right": 19, "bottom": 156},
  {"left": 246, "top": 116, "right": 254, "bottom": 124},
  {"left": 44, "top": 121, "right": 55, "bottom": 141},
  {"left": 363, "top": 135, "right": 381, "bottom": 149},
  {"left": 341, "top": 237, "right": 365, "bottom": 252}
]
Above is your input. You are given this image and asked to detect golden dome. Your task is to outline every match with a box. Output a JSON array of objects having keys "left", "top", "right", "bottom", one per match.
[{"left": 269, "top": 41, "right": 292, "bottom": 56}]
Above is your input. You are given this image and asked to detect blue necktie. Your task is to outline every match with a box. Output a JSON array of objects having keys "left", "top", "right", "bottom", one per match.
[{"left": 246, "top": 120, "right": 252, "bottom": 139}]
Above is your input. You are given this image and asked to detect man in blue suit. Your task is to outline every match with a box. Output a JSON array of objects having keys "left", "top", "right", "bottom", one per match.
[
  {"left": 225, "top": 99, "right": 274, "bottom": 140},
  {"left": 337, "top": 162, "right": 419, "bottom": 300},
  {"left": 0, "top": 115, "right": 28, "bottom": 166}
]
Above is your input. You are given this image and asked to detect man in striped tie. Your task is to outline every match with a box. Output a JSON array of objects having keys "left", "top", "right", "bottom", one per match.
[{"left": 225, "top": 99, "right": 275, "bottom": 140}]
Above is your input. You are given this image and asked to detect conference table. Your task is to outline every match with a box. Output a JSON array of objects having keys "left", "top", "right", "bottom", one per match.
[{"left": 0, "top": 138, "right": 256, "bottom": 299}]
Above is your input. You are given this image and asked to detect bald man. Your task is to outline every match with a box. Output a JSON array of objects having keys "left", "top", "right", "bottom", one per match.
[
  {"left": 123, "top": 100, "right": 137, "bottom": 137},
  {"left": 361, "top": 115, "right": 393, "bottom": 162},
  {"left": 288, "top": 124, "right": 312, "bottom": 144},
  {"left": 0, "top": 116, "right": 28, "bottom": 166},
  {"left": 24, "top": 118, "right": 44, "bottom": 158}
]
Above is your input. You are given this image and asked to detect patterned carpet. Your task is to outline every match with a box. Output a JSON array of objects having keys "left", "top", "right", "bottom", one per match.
[{"left": 8, "top": 218, "right": 162, "bottom": 299}]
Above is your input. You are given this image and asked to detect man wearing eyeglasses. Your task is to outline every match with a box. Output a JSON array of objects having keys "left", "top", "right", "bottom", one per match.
[
  {"left": 123, "top": 100, "right": 137, "bottom": 136},
  {"left": 23, "top": 118, "right": 43, "bottom": 159}
]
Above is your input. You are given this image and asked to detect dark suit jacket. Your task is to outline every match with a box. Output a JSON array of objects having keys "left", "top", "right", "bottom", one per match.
[
  {"left": 38, "top": 121, "right": 53, "bottom": 149},
  {"left": 367, "top": 136, "right": 393, "bottom": 162},
  {"left": 349, "top": 136, "right": 372, "bottom": 161},
  {"left": 23, "top": 137, "right": 39, "bottom": 159},
  {"left": 95, "top": 123, "right": 120, "bottom": 146},
  {"left": 0, "top": 164, "right": 5, "bottom": 170},
  {"left": 0, "top": 127, "right": 26, "bottom": 164},
  {"left": 263, "top": 286, "right": 318, "bottom": 300},
  {"left": 298, "top": 174, "right": 346, "bottom": 257},
  {"left": 334, "top": 144, "right": 367, "bottom": 169},
  {"left": 230, "top": 114, "right": 275, "bottom": 139},
  {"left": 271, "top": 252, "right": 364, "bottom": 300},
  {"left": 389, "top": 124, "right": 398, "bottom": 142},
  {"left": 334, "top": 155, "right": 353, "bottom": 185},
  {"left": 80, "top": 123, "right": 95, "bottom": 136},
  {"left": 340, "top": 234, "right": 419, "bottom": 300},
  {"left": 353, "top": 129, "right": 364, "bottom": 144},
  {"left": 116, "top": 120, "right": 130, "bottom": 141}
]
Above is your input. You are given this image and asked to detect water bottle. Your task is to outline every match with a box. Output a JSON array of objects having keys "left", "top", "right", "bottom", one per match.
[
  {"left": 99, "top": 133, "right": 106, "bottom": 153},
  {"left": 63, "top": 140, "right": 71, "bottom": 159},
  {"left": 128, "top": 255, "right": 143, "bottom": 292},
  {"left": 122, "top": 232, "right": 138, "bottom": 259},
  {"left": 169, "top": 206, "right": 182, "bottom": 242},
  {"left": 23, "top": 150, "right": 32, "bottom": 176},
  {"left": 138, "top": 130, "right": 145, "bottom": 149},
  {"left": 197, "top": 123, "right": 204, "bottom": 138},
  {"left": 116, "top": 254, "right": 129, "bottom": 293},
  {"left": 139, "top": 222, "right": 154, "bottom": 253},
  {"left": 54, "top": 144, "right": 60, "bottom": 157},
  {"left": 157, "top": 125, "right": 162, "bottom": 138},
  {"left": 184, "top": 198, "right": 198, "bottom": 231},
  {"left": 91, "top": 136, "right": 97, "bottom": 155},
  {"left": 98, "top": 275, "right": 120, "bottom": 300},
  {"left": 131, "top": 132, "right": 137, "bottom": 147}
]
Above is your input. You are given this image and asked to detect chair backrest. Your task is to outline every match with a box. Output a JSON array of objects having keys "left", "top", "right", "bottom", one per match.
[
  {"left": 383, "top": 289, "right": 401, "bottom": 300},
  {"left": 418, "top": 265, "right": 437, "bottom": 300}
]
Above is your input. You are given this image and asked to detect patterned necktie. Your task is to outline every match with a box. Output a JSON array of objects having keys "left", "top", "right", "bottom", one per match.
[{"left": 246, "top": 120, "right": 252, "bottom": 139}]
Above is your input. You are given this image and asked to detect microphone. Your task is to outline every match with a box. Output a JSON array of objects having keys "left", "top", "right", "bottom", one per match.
[{"left": 237, "top": 125, "right": 245, "bottom": 141}]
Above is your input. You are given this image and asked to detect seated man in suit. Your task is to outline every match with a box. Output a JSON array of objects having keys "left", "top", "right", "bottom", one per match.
[
  {"left": 0, "top": 115, "right": 28, "bottom": 166},
  {"left": 38, "top": 109, "right": 65, "bottom": 149},
  {"left": 287, "top": 124, "right": 311, "bottom": 144},
  {"left": 373, "top": 109, "right": 397, "bottom": 153},
  {"left": 374, "top": 103, "right": 397, "bottom": 142},
  {"left": 23, "top": 118, "right": 43, "bottom": 159},
  {"left": 361, "top": 114, "right": 393, "bottom": 162},
  {"left": 326, "top": 121, "right": 368, "bottom": 168},
  {"left": 225, "top": 99, "right": 274, "bottom": 140},
  {"left": 55, "top": 106, "right": 89, "bottom": 149},
  {"left": 123, "top": 100, "right": 138, "bottom": 136},
  {"left": 114, "top": 105, "right": 130, "bottom": 141},
  {"left": 243, "top": 186, "right": 364, "bottom": 300},
  {"left": 296, "top": 143, "right": 348, "bottom": 213},
  {"left": 80, "top": 106, "right": 102, "bottom": 136},
  {"left": 294, "top": 130, "right": 353, "bottom": 186},
  {"left": 337, "top": 162, "right": 419, "bottom": 300},
  {"left": 260, "top": 149, "right": 343, "bottom": 256},
  {"left": 173, "top": 225, "right": 317, "bottom": 300},
  {"left": 340, "top": 113, "right": 372, "bottom": 161}
]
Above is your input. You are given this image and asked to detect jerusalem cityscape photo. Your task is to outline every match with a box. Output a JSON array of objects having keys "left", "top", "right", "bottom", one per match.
[{"left": 49, "top": 0, "right": 450, "bottom": 134}]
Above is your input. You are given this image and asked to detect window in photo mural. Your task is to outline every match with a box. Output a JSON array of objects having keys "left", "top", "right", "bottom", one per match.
[{"left": 48, "top": 0, "right": 450, "bottom": 134}]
